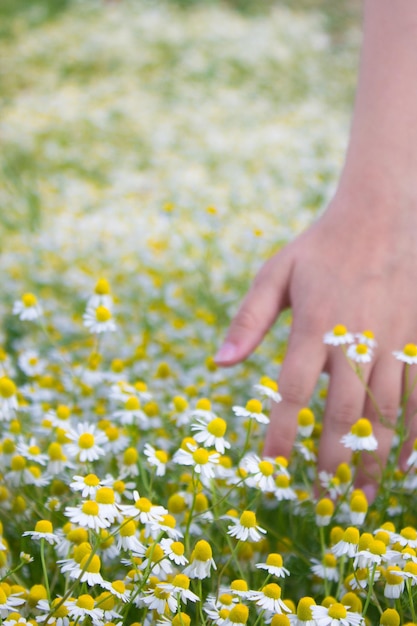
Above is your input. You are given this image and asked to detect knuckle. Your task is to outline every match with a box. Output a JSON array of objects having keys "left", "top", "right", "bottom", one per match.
[
  {"left": 328, "top": 401, "right": 359, "bottom": 434},
  {"left": 279, "top": 380, "right": 310, "bottom": 407},
  {"left": 377, "top": 402, "right": 399, "bottom": 425},
  {"left": 231, "top": 307, "right": 259, "bottom": 333}
]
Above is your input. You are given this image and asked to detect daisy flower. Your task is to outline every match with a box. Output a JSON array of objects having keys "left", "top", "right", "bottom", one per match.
[
  {"left": 0, "top": 377, "right": 18, "bottom": 420},
  {"left": 274, "top": 474, "right": 297, "bottom": 501},
  {"left": 253, "top": 376, "right": 282, "bottom": 404},
  {"left": 18, "top": 350, "right": 46, "bottom": 377},
  {"left": 227, "top": 510, "right": 267, "bottom": 542},
  {"left": 160, "top": 538, "right": 188, "bottom": 566},
  {"left": 65, "top": 422, "right": 108, "bottom": 462},
  {"left": 297, "top": 408, "right": 315, "bottom": 438},
  {"left": 144, "top": 443, "right": 169, "bottom": 476},
  {"left": 393, "top": 526, "right": 417, "bottom": 548},
  {"left": 256, "top": 553, "right": 290, "bottom": 578},
  {"left": 311, "top": 602, "right": 364, "bottom": 626},
  {"left": 35, "top": 597, "right": 70, "bottom": 626},
  {"left": 332, "top": 527, "right": 360, "bottom": 558},
  {"left": 315, "top": 498, "right": 335, "bottom": 527},
  {"left": 323, "top": 325, "right": 354, "bottom": 346},
  {"left": 87, "top": 278, "right": 113, "bottom": 310},
  {"left": 120, "top": 490, "right": 167, "bottom": 524},
  {"left": 115, "top": 518, "right": 145, "bottom": 555},
  {"left": 191, "top": 416, "right": 231, "bottom": 454},
  {"left": 66, "top": 594, "right": 104, "bottom": 623},
  {"left": 113, "top": 395, "right": 149, "bottom": 428},
  {"left": 223, "top": 603, "right": 250, "bottom": 625},
  {"left": 384, "top": 566, "right": 405, "bottom": 598},
  {"left": 250, "top": 583, "right": 291, "bottom": 614},
  {"left": 70, "top": 473, "right": 102, "bottom": 497},
  {"left": 310, "top": 553, "right": 339, "bottom": 583},
  {"left": 346, "top": 342, "right": 373, "bottom": 364},
  {"left": 64, "top": 500, "right": 111, "bottom": 531},
  {"left": 23, "top": 519, "right": 59, "bottom": 545},
  {"left": 0, "top": 588, "right": 25, "bottom": 617},
  {"left": 83, "top": 305, "right": 117, "bottom": 334},
  {"left": 289, "top": 596, "right": 317, "bottom": 626},
  {"left": 233, "top": 398, "right": 269, "bottom": 424},
  {"left": 13, "top": 293, "right": 42, "bottom": 321},
  {"left": 242, "top": 454, "right": 276, "bottom": 492},
  {"left": 355, "top": 330, "right": 377, "bottom": 348},
  {"left": 100, "top": 579, "right": 131, "bottom": 602},
  {"left": 340, "top": 418, "right": 378, "bottom": 452},
  {"left": 16, "top": 437, "right": 48, "bottom": 465},
  {"left": 158, "top": 574, "right": 199, "bottom": 606},
  {"left": 142, "top": 584, "right": 177, "bottom": 615},
  {"left": 173, "top": 442, "right": 220, "bottom": 484},
  {"left": 183, "top": 539, "right": 217, "bottom": 579},
  {"left": 393, "top": 343, "right": 417, "bottom": 364},
  {"left": 69, "top": 553, "right": 105, "bottom": 587},
  {"left": 140, "top": 542, "right": 173, "bottom": 578}
]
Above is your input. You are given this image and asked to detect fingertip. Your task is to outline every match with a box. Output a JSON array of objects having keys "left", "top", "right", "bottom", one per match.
[{"left": 214, "top": 341, "right": 239, "bottom": 366}]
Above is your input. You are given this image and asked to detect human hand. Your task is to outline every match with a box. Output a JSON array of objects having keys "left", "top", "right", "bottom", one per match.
[{"left": 215, "top": 189, "right": 417, "bottom": 493}]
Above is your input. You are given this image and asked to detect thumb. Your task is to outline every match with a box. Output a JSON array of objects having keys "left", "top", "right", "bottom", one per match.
[{"left": 214, "top": 251, "right": 293, "bottom": 365}]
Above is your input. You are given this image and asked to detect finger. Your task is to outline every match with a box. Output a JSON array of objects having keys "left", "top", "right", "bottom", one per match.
[
  {"left": 318, "top": 351, "right": 372, "bottom": 475},
  {"left": 399, "top": 365, "right": 417, "bottom": 469},
  {"left": 214, "top": 251, "right": 293, "bottom": 365},
  {"left": 356, "top": 354, "right": 402, "bottom": 491},
  {"left": 263, "top": 327, "right": 327, "bottom": 459}
]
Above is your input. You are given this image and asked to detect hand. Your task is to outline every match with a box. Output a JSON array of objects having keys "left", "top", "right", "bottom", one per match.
[{"left": 215, "top": 189, "right": 417, "bottom": 492}]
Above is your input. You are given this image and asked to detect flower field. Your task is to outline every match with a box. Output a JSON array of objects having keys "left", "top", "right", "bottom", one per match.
[{"left": 3, "top": 1, "right": 417, "bottom": 625}]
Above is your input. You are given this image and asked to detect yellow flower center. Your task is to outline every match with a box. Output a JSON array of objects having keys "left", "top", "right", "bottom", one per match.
[
  {"left": 171, "top": 541, "right": 185, "bottom": 556},
  {"left": 298, "top": 408, "right": 314, "bottom": 426},
  {"left": 239, "top": 510, "right": 257, "bottom": 528},
  {"left": 219, "top": 593, "right": 234, "bottom": 606},
  {"left": 297, "top": 597, "right": 316, "bottom": 620},
  {"left": 266, "top": 553, "right": 283, "bottom": 567},
  {"left": 385, "top": 566, "right": 403, "bottom": 585},
  {"left": 94, "top": 279, "right": 111, "bottom": 295},
  {"left": 172, "top": 574, "right": 190, "bottom": 589},
  {"left": 196, "top": 398, "right": 211, "bottom": 411},
  {"left": 228, "top": 604, "right": 249, "bottom": 623},
  {"left": 259, "top": 376, "right": 278, "bottom": 391},
  {"left": 123, "top": 447, "right": 138, "bottom": 464},
  {"left": 323, "top": 553, "right": 337, "bottom": 567},
  {"left": 78, "top": 433, "right": 95, "bottom": 449},
  {"left": 328, "top": 603, "right": 347, "bottom": 619},
  {"left": 355, "top": 343, "right": 368, "bottom": 355},
  {"left": 81, "top": 501, "right": 99, "bottom": 516},
  {"left": 262, "top": 583, "right": 282, "bottom": 599},
  {"left": 51, "top": 598, "right": 69, "bottom": 617},
  {"left": 207, "top": 417, "right": 227, "bottom": 437},
  {"left": 146, "top": 544, "right": 164, "bottom": 562},
  {"left": 194, "top": 540, "right": 212, "bottom": 561},
  {"left": 276, "top": 475, "right": 290, "bottom": 489},
  {"left": 350, "top": 494, "right": 368, "bottom": 513},
  {"left": 83, "top": 473, "right": 99, "bottom": 487},
  {"left": 172, "top": 614, "right": 191, "bottom": 626},
  {"left": 56, "top": 405, "right": 71, "bottom": 420},
  {"left": 401, "top": 526, "right": 417, "bottom": 541},
  {"left": 48, "top": 442, "right": 65, "bottom": 461},
  {"left": 120, "top": 520, "right": 136, "bottom": 537},
  {"left": 22, "top": 293, "right": 37, "bottom": 307},
  {"left": 270, "top": 616, "right": 291, "bottom": 626},
  {"left": 95, "top": 306, "right": 112, "bottom": 322},
  {"left": 258, "top": 460, "right": 274, "bottom": 476},
  {"left": 11, "top": 455, "right": 26, "bottom": 471},
  {"left": 35, "top": 520, "right": 53, "bottom": 534},
  {"left": 343, "top": 527, "right": 360, "bottom": 544},
  {"left": 155, "top": 450, "right": 168, "bottom": 464},
  {"left": 380, "top": 609, "right": 401, "bottom": 626},
  {"left": 245, "top": 398, "right": 262, "bottom": 413},
  {"left": 28, "top": 445, "right": 41, "bottom": 456},
  {"left": 353, "top": 418, "right": 373, "bottom": 437},
  {"left": 192, "top": 448, "right": 209, "bottom": 465},
  {"left": 135, "top": 497, "right": 152, "bottom": 512},
  {"left": 316, "top": 498, "right": 334, "bottom": 517},
  {"left": 173, "top": 396, "right": 188, "bottom": 411},
  {"left": 76, "top": 594, "right": 95, "bottom": 610},
  {"left": 80, "top": 553, "right": 101, "bottom": 573},
  {"left": 404, "top": 343, "right": 417, "bottom": 357},
  {"left": 333, "top": 324, "right": 347, "bottom": 336},
  {"left": 0, "top": 377, "right": 16, "bottom": 398},
  {"left": 231, "top": 579, "right": 248, "bottom": 592},
  {"left": 336, "top": 462, "right": 351, "bottom": 483},
  {"left": 96, "top": 487, "right": 115, "bottom": 505},
  {"left": 404, "top": 562, "right": 417, "bottom": 576},
  {"left": 125, "top": 396, "right": 140, "bottom": 411}
]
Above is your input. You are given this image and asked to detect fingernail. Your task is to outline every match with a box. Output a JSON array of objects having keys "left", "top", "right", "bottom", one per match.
[
  {"left": 214, "top": 342, "right": 237, "bottom": 364},
  {"left": 362, "top": 484, "right": 377, "bottom": 504}
]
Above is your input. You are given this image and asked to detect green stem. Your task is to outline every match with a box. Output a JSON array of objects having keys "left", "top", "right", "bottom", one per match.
[
  {"left": 40, "top": 538, "right": 51, "bottom": 602},
  {"left": 362, "top": 563, "right": 377, "bottom": 617}
]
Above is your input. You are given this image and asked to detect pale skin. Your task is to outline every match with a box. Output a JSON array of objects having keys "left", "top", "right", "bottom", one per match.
[{"left": 215, "top": 0, "right": 417, "bottom": 497}]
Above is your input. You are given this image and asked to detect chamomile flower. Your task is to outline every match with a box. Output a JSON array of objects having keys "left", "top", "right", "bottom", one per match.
[
  {"left": 160, "top": 538, "right": 188, "bottom": 566},
  {"left": 253, "top": 376, "right": 282, "bottom": 403},
  {"left": 384, "top": 566, "right": 405, "bottom": 598},
  {"left": 65, "top": 422, "right": 108, "bottom": 462},
  {"left": 18, "top": 350, "right": 46, "bottom": 377},
  {"left": 158, "top": 574, "right": 199, "bottom": 606},
  {"left": 393, "top": 526, "right": 417, "bottom": 548},
  {"left": 70, "top": 473, "right": 102, "bottom": 497},
  {"left": 142, "top": 583, "right": 177, "bottom": 614},
  {"left": 66, "top": 594, "right": 104, "bottom": 623},
  {"left": 250, "top": 584, "right": 291, "bottom": 614},
  {"left": 232, "top": 399, "right": 269, "bottom": 424},
  {"left": 140, "top": 542, "right": 173, "bottom": 578},
  {"left": 83, "top": 305, "right": 117, "bottom": 334},
  {"left": 289, "top": 596, "right": 317, "bottom": 626},
  {"left": 0, "top": 377, "right": 18, "bottom": 420},
  {"left": 173, "top": 442, "right": 220, "bottom": 484},
  {"left": 144, "top": 443, "right": 169, "bottom": 476},
  {"left": 113, "top": 395, "right": 149, "bottom": 428},
  {"left": 70, "top": 553, "right": 105, "bottom": 586},
  {"left": 115, "top": 518, "right": 145, "bottom": 555},
  {"left": 120, "top": 490, "right": 167, "bottom": 524},
  {"left": 393, "top": 343, "right": 417, "bottom": 364},
  {"left": 297, "top": 408, "right": 315, "bottom": 438},
  {"left": 183, "top": 539, "right": 216, "bottom": 579},
  {"left": 87, "top": 278, "right": 113, "bottom": 310},
  {"left": 242, "top": 454, "right": 276, "bottom": 492},
  {"left": 13, "top": 293, "right": 42, "bottom": 321},
  {"left": 100, "top": 579, "right": 131, "bottom": 602},
  {"left": 191, "top": 416, "right": 231, "bottom": 454},
  {"left": 340, "top": 418, "right": 378, "bottom": 452},
  {"left": 346, "top": 343, "right": 373, "bottom": 364},
  {"left": 256, "top": 553, "right": 290, "bottom": 578},
  {"left": 315, "top": 498, "right": 335, "bottom": 527},
  {"left": 323, "top": 325, "right": 354, "bottom": 346},
  {"left": 23, "top": 519, "right": 59, "bottom": 545},
  {"left": 223, "top": 603, "right": 250, "bottom": 625},
  {"left": 64, "top": 500, "right": 111, "bottom": 531},
  {"left": 16, "top": 437, "right": 48, "bottom": 465},
  {"left": 275, "top": 474, "right": 297, "bottom": 501},
  {"left": 311, "top": 602, "right": 364, "bottom": 626},
  {"left": 35, "top": 597, "right": 70, "bottom": 626},
  {"left": 0, "top": 587, "right": 25, "bottom": 617},
  {"left": 355, "top": 330, "right": 377, "bottom": 348},
  {"left": 311, "top": 553, "right": 339, "bottom": 582},
  {"left": 227, "top": 510, "right": 267, "bottom": 542},
  {"left": 332, "top": 527, "right": 360, "bottom": 558}
]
